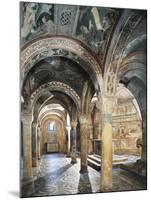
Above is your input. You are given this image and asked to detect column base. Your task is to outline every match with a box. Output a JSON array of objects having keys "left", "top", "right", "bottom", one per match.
[
  {"left": 136, "top": 159, "right": 147, "bottom": 176},
  {"left": 100, "top": 184, "right": 112, "bottom": 192},
  {"left": 32, "top": 158, "right": 38, "bottom": 167},
  {"left": 71, "top": 159, "right": 77, "bottom": 164},
  {"left": 66, "top": 152, "right": 71, "bottom": 157},
  {"left": 79, "top": 166, "right": 88, "bottom": 173},
  {"left": 22, "top": 175, "right": 34, "bottom": 186}
]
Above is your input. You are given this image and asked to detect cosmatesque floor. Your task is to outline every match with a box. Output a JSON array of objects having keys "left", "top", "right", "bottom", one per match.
[{"left": 21, "top": 153, "right": 147, "bottom": 198}]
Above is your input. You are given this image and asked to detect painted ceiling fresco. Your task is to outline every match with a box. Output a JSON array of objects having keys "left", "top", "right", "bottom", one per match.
[
  {"left": 20, "top": 2, "right": 120, "bottom": 65},
  {"left": 21, "top": 2, "right": 146, "bottom": 114},
  {"left": 22, "top": 56, "right": 90, "bottom": 101}
]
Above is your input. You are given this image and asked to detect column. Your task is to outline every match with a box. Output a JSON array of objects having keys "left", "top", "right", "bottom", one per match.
[
  {"left": 88, "top": 125, "right": 93, "bottom": 154},
  {"left": 79, "top": 115, "right": 89, "bottom": 173},
  {"left": 66, "top": 126, "right": 71, "bottom": 157},
  {"left": 21, "top": 113, "right": 33, "bottom": 182},
  {"left": 93, "top": 107, "right": 102, "bottom": 140},
  {"left": 100, "top": 96, "right": 115, "bottom": 191},
  {"left": 142, "top": 112, "right": 147, "bottom": 163},
  {"left": 71, "top": 121, "right": 77, "bottom": 164},
  {"left": 37, "top": 125, "right": 41, "bottom": 159},
  {"left": 32, "top": 122, "right": 38, "bottom": 167},
  {"left": 136, "top": 111, "right": 147, "bottom": 176}
]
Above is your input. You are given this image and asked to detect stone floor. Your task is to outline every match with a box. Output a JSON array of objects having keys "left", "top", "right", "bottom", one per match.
[{"left": 21, "top": 153, "right": 147, "bottom": 198}]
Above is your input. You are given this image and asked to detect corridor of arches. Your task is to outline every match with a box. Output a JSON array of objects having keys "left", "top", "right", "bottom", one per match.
[{"left": 20, "top": 2, "right": 147, "bottom": 197}]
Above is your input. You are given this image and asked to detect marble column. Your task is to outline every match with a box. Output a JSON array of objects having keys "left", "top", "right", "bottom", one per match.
[
  {"left": 100, "top": 96, "right": 115, "bottom": 191},
  {"left": 66, "top": 126, "right": 71, "bottom": 157},
  {"left": 71, "top": 121, "right": 77, "bottom": 164},
  {"left": 32, "top": 122, "right": 38, "bottom": 167},
  {"left": 79, "top": 115, "right": 89, "bottom": 173},
  {"left": 21, "top": 113, "right": 33, "bottom": 182}
]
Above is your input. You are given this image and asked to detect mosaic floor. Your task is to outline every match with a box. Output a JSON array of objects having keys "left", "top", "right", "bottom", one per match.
[{"left": 21, "top": 153, "right": 147, "bottom": 198}]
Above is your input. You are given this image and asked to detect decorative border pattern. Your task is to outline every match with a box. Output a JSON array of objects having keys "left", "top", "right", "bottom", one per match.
[
  {"left": 21, "top": 37, "right": 102, "bottom": 76},
  {"left": 30, "top": 81, "right": 81, "bottom": 111},
  {"left": 104, "top": 12, "right": 143, "bottom": 95}
]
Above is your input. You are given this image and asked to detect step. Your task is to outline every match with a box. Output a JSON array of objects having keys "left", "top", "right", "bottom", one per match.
[
  {"left": 120, "top": 163, "right": 140, "bottom": 175},
  {"left": 88, "top": 155, "right": 101, "bottom": 164},
  {"left": 87, "top": 158, "right": 101, "bottom": 171},
  {"left": 113, "top": 155, "right": 128, "bottom": 163},
  {"left": 93, "top": 154, "right": 102, "bottom": 159},
  {"left": 88, "top": 154, "right": 128, "bottom": 164},
  {"left": 87, "top": 154, "right": 129, "bottom": 171}
]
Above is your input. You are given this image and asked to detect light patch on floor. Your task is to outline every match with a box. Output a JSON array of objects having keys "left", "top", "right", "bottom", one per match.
[{"left": 21, "top": 153, "right": 146, "bottom": 198}]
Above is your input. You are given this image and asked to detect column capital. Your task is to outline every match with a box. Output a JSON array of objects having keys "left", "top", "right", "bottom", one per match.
[
  {"left": 66, "top": 126, "right": 71, "bottom": 131},
  {"left": 21, "top": 112, "right": 33, "bottom": 123},
  {"left": 32, "top": 122, "right": 37, "bottom": 128},
  {"left": 102, "top": 95, "right": 116, "bottom": 114},
  {"left": 71, "top": 121, "right": 77, "bottom": 129},
  {"left": 79, "top": 114, "right": 89, "bottom": 124}
]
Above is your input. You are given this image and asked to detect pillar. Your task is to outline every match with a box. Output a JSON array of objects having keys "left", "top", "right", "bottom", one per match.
[
  {"left": 136, "top": 111, "right": 147, "bottom": 176},
  {"left": 21, "top": 113, "right": 33, "bottom": 182},
  {"left": 66, "top": 126, "right": 71, "bottom": 157},
  {"left": 79, "top": 115, "right": 89, "bottom": 173},
  {"left": 32, "top": 122, "right": 38, "bottom": 167},
  {"left": 37, "top": 125, "right": 41, "bottom": 159},
  {"left": 88, "top": 124, "right": 93, "bottom": 154},
  {"left": 100, "top": 96, "right": 115, "bottom": 191},
  {"left": 142, "top": 112, "right": 147, "bottom": 164},
  {"left": 71, "top": 121, "right": 77, "bottom": 164},
  {"left": 93, "top": 107, "right": 102, "bottom": 140}
]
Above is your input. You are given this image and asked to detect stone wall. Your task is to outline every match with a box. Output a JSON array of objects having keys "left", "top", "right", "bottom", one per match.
[
  {"left": 112, "top": 100, "right": 142, "bottom": 155},
  {"left": 90, "top": 96, "right": 142, "bottom": 156},
  {"left": 112, "top": 121, "right": 142, "bottom": 155},
  {"left": 40, "top": 119, "right": 67, "bottom": 154}
]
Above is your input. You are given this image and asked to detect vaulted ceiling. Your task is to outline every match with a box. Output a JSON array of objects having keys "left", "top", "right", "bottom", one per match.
[
  {"left": 20, "top": 2, "right": 147, "bottom": 118},
  {"left": 22, "top": 56, "right": 91, "bottom": 101},
  {"left": 20, "top": 2, "right": 121, "bottom": 67}
]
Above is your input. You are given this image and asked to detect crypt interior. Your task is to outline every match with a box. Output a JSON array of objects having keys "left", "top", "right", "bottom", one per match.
[{"left": 20, "top": 2, "right": 147, "bottom": 197}]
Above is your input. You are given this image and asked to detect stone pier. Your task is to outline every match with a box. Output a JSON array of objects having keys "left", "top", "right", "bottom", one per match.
[
  {"left": 21, "top": 113, "right": 33, "bottom": 183},
  {"left": 79, "top": 115, "right": 89, "bottom": 173},
  {"left": 32, "top": 122, "right": 38, "bottom": 167},
  {"left": 71, "top": 121, "right": 77, "bottom": 164},
  {"left": 100, "top": 96, "right": 115, "bottom": 191},
  {"left": 66, "top": 126, "right": 71, "bottom": 157}
]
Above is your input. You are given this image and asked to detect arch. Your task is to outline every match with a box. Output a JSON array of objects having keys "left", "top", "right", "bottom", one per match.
[
  {"left": 21, "top": 36, "right": 103, "bottom": 91},
  {"left": 32, "top": 94, "right": 72, "bottom": 124},
  {"left": 30, "top": 81, "right": 81, "bottom": 112},
  {"left": 39, "top": 114, "right": 67, "bottom": 154},
  {"left": 40, "top": 114, "right": 65, "bottom": 131},
  {"left": 39, "top": 110, "right": 66, "bottom": 124},
  {"left": 103, "top": 10, "right": 144, "bottom": 95}
]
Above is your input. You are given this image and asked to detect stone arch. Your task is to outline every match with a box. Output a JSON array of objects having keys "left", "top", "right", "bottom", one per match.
[
  {"left": 40, "top": 114, "right": 67, "bottom": 153},
  {"left": 32, "top": 94, "right": 72, "bottom": 124},
  {"left": 30, "top": 81, "right": 81, "bottom": 112},
  {"left": 103, "top": 10, "right": 144, "bottom": 96},
  {"left": 39, "top": 110, "right": 66, "bottom": 124},
  {"left": 40, "top": 114, "right": 65, "bottom": 128},
  {"left": 21, "top": 36, "right": 103, "bottom": 91}
]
